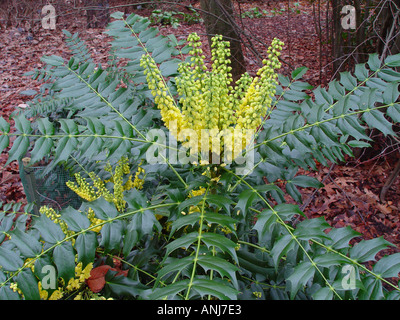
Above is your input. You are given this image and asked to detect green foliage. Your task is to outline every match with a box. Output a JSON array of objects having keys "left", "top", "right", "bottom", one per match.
[
  {"left": 150, "top": 6, "right": 202, "bottom": 28},
  {"left": 241, "top": 3, "right": 302, "bottom": 19},
  {"left": 241, "top": 7, "right": 268, "bottom": 19},
  {"left": 150, "top": 9, "right": 181, "bottom": 28},
  {"left": 1, "top": 12, "right": 400, "bottom": 300}
]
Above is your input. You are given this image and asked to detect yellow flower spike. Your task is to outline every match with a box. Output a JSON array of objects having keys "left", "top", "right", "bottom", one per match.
[
  {"left": 49, "top": 290, "right": 64, "bottom": 300},
  {"left": 82, "top": 263, "right": 93, "bottom": 280},
  {"left": 39, "top": 205, "right": 73, "bottom": 239},
  {"left": 142, "top": 33, "right": 282, "bottom": 165},
  {"left": 87, "top": 207, "right": 104, "bottom": 233},
  {"left": 38, "top": 282, "right": 49, "bottom": 300}
]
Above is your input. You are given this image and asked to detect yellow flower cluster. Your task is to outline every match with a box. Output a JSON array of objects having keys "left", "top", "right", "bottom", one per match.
[
  {"left": 140, "top": 54, "right": 185, "bottom": 134},
  {"left": 38, "top": 282, "right": 64, "bottom": 300},
  {"left": 118, "top": 159, "right": 145, "bottom": 192},
  {"left": 66, "top": 173, "right": 96, "bottom": 202},
  {"left": 189, "top": 187, "right": 207, "bottom": 198},
  {"left": 38, "top": 262, "right": 93, "bottom": 300},
  {"left": 140, "top": 33, "right": 284, "bottom": 161},
  {"left": 23, "top": 257, "right": 36, "bottom": 272},
  {"left": 87, "top": 207, "right": 104, "bottom": 233},
  {"left": 66, "top": 172, "right": 110, "bottom": 203},
  {"left": 183, "top": 186, "right": 207, "bottom": 215},
  {"left": 66, "top": 157, "right": 145, "bottom": 213},
  {"left": 236, "top": 38, "right": 283, "bottom": 130},
  {"left": 40, "top": 205, "right": 73, "bottom": 240},
  {"left": 66, "top": 262, "right": 93, "bottom": 292},
  {"left": 10, "top": 282, "right": 23, "bottom": 296}
]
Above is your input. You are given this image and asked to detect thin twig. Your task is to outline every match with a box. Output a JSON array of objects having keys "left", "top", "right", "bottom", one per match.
[{"left": 300, "top": 162, "right": 336, "bottom": 212}]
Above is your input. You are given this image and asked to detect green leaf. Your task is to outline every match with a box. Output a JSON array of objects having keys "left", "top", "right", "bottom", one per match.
[
  {"left": 139, "top": 27, "right": 159, "bottom": 43},
  {"left": 278, "top": 74, "right": 290, "bottom": 87},
  {"left": 123, "top": 228, "right": 139, "bottom": 258},
  {"left": 100, "top": 220, "right": 124, "bottom": 253},
  {"left": 291, "top": 175, "right": 323, "bottom": 188},
  {"left": 236, "top": 249, "right": 271, "bottom": 278},
  {"left": 190, "top": 279, "right": 238, "bottom": 300},
  {"left": 287, "top": 261, "right": 315, "bottom": 299},
  {"left": 256, "top": 203, "right": 303, "bottom": 238},
  {"left": 358, "top": 277, "right": 384, "bottom": 300},
  {"left": 270, "top": 234, "right": 296, "bottom": 267},
  {"left": 337, "top": 115, "right": 368, "bottom": 141},
  {"left": 290, "top": 81, "right": 313, "bottom": 91},
  {"left": 34, "top": 215, "right": 65, "bottom": 244},
  {"left": 159, "top": 58, "right": 180, "bottom": 77},
  {"left": 384, "top": 53, "right": 400, "bottom": 67},
  {"left": 6, "top": 136, "right": 30, "bottom": 165},
  {"left": 201, "top": 233, "right": 238, "bottom": 262},
  {"left": 178, "top": 196, "right": 203, "bottom": 213},
  {"left": 362, "top": 110, "right": 395, "bottom": 136},
  {"left": 282, "top": 89, "right": 308, "bottom": 101},
  {"left": 157, "top": 256, "right": 194, "bottom": 280},
  {"left": 41, "top": 55, "right": 65, "bottom": 67},
  {"left": 291, "top": 66, "right": 308, "bottom": 80},
  {"left": 285, "top": 182, "right": 302, "bottom": 203},
  {"left": 129, "top": 209, "right": 161, "bottom": 236},
  {"left": 276, "top": 203, "right": 304, "bottom": 220},
  {"left": 313, "top": 253, "right": 349, "bottom": 267},
  {"left": 294, "top": 217, "right": 331, "bottom": 241},
  {"left": 169, "top": 212, "right": 200, "bottom": 236},
  {"left": 30, "top": 137, "right": 54, "bottom": 164},
  {"left": 367, "top": 53, "right": 381, "bottom": 71},
  {"left": 204, "top": 212, "right": 237, "bottom": 234},
  {"left": 373, "top": 253, "right": 400, "bottom": 278},
  {"left": 125, "top": 188, "right": 148, "bottom": 210},
  {"left": 165, "top": 232, "right": 198, "bottom": 256},
  {"left": 36, "top": 117, "right": 55, "bottom": 136},
  {"left": 84, "top": 197, "right": 118, "bottom": 220},
  {"left": 0, "top": 133, "right": 9, "bottom": 152},
  {"left": 0, "top": 117, "right": 10, "bottom": 133},
  {"left": 205, "top": 194, "right": 233, "bottom": 214},
  {"left": 20, "top": 89, "right": 37, "bottom": 96},
  {"left": 354, "top": 63, "right": 369, "bottom": 81},
  {"left": 16, "top": 269, "right": 40, "bottom": 300},
  {"left": 152, "top": 45, "right": 172, "bottom": 64},
  {"left": 253, "top": 208, "right": 278, "bottom": 237},
  {"left": 59, "top": 119, "right": 78, "bottom": 135},
  {"left": 340, "top": 71, "right": 357, "bottom": 90},
  {"left": 52, "top": 136, "right": 79, "bottom": 168},
  {"left": 75, "top": 232, "right": 97, "bottom": 267},
  {"left": 105, "top": 270, "right": 147, "bottom": 298},
  {"left": 110, "top": 11, "right": 124, "bottom": 19},
  {"left": 234, "top": 189, "right": 257, "bottom": 218},
  {"left": 197, "top": 255, "right": 239, "bottom": 288},
  {"left": 387, "top": 104, "right": 400, "bottom": 122},
  {"left": 10, "top": 228, "right": 42, "bottom": 258},
  {"left": 148, "top": 280, "right": 189, "bottom": 299},
  {"left": 328, "top": 226, "right": 360, "bottom": 250},
  {"left": 53, "top": 242, "right": 76, "bottom": 282},
  {"left": 312, "top": 286, "right": 334, "bottom": 300},
  {"left": 347, "top": 140, "right": 371, "bottom": 148},
  {"left": 0, "top": 247, "right": 24, "bottom": 271},
  {"left": 0, "top": 286, "right": 21, "bottom": 300},
  {"left": 60, "top": 206, "right": 91, "bottom": 232},
  {"left": 379, "top": 69, "right": 400, "bottom": 82},
  {"left": 350, "top": 237, "right": 392, "bottom": 263}
]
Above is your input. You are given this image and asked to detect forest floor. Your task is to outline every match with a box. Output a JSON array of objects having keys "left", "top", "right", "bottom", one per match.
[{"left": 0, "top": 0, "right": 399, "bottom": 267}]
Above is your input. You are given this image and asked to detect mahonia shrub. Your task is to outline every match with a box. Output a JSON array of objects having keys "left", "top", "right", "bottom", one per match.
[{"left": 1, "top": 12, "right": 400, "bottom": 300}]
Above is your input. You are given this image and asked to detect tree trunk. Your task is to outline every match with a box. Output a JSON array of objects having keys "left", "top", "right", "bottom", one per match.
[
  {"left": 85, "top": 0, "right": 109, "bottom": 29},
  {"left": 199, "top": 0, "right": 246, "bottom": 82}
]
